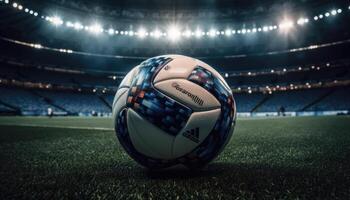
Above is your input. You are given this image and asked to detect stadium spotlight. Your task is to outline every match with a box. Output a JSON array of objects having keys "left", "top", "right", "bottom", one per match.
[
  {"left": 297, "top": 18, "right": 308, "bottom": 25},
  {"left": 129, "top": 31, "right": 134, "bottom": 36},
  {"left": 209, "top": 29, "right": 216, "bottom": 37},
  {"left": 224, "top": 73, "right": 229, "bottom": 78},
  {"left": 137, "top": 28, "right": 147, "bottom": 38},
  {"left": 12, "top": 2, "right": 18, "bottom": 8},
  {"left": 153, "top": 29, "right": 162, "bottom": 38},
  {"left": 225, "top": 29, "right": 231, "bottom": 36},
  {"left": 319, "top": 14, "right": 323, "bottom": 19},
  {"left": 29, "top": 10, "right": 33, "bottom": 14},
  {"left": 4, "top": 0, "right": 9, "bottom": 4},
  {"left": 167, "top": 25, "right": 181, "bottom": 41},
  {"left": 257, "top": 28, "right": 262, "bottom": 32},
  {"left": 108, "top": 28, "right": 114, "bottom": 35},
  {"left": 232, "top": 30, "right": 236, "bottom": 34},
  {"left": 66, "top": 21, "right": 73, "bottom": 27},
  {"left": 195, "top": 29, "right": 202, "bottom": 38},
  {"left": 74, "top": 22, "right": 83, "bottom": 30},
  {"left": 241, "top": 29, "right": 246, "bottom": 34},
  {"left": 51, "top": 16, "right": 63, "bottom": 26},
  {"left": 184, "top": 29, "right": 191, "bottom": 38},
  {"left": 337, "top": 9, "right": 342, "bottom": 13},
  {"left": 331, "top": 10, "right": 337, "bottom": 15},
  {"left": 18, "top": 5, "right": 23, "bottom": 10},
  {"left": 34, "top": 12, "right": 38, "bottom": 16},
  {"left": 252, "top": 28, "right": 257, "bottom": 33},
  {"left": 279, "top": 20, "right": 294, "bottom": 32},
  {"left": 89, "top": 24, "right": 103, "bottom": 34},
  {"left": 33, "top": 44, "right": 42, "bottom": 49},
  {"left": 314, "top": 16, "right": 318, "bottom": 20},
  {"left": 263, "top": 26, "right": 268, "bottom": 32},
  {"left": 325, "top": 12, "right": 330, "bottom": 17}
]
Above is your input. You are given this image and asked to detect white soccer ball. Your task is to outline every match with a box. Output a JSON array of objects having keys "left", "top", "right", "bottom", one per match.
[{"left": 113, "top": 55, "right": 236, "bottom": 169}]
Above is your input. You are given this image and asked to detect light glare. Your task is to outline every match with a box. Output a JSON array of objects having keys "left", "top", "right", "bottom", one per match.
[
  {"left": 51, "top": 16, "right": 63, "bottom": 26},
  {"left": 137, "top": 28, "right": 147, "bottom": 38},
  {"left": 89, "top": 24, "right": 103, "bottom": 34}
]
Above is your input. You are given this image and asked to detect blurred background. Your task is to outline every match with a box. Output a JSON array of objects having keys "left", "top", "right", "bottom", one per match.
[{"left": 0, "top": 0, "right": 349, "bottom": 117}]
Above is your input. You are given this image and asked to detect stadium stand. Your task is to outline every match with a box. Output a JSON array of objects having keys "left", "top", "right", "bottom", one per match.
[
  {"left": 233, "top": 93, "right": 265, "bottom": 112},
  {"left": 37, "top": 90, "right": 111, "bottom": 115},
  {"left": 256, "top": 89, "right": 331, "bottom": 112},
  {"left": 0, "top": 87, "right": 61, "bottom": 115},
  {"left": 0, "top": 103, "right": 14, "bottom": 112},
  {"left": 1, "top": 58, "right": 350, "bottom": 116},
  {"left": 307, "top": 87, "right": 350, "bottom": 111}
]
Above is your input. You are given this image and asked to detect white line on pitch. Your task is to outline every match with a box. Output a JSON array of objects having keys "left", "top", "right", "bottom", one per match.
[{"left": 0, "top": 123, "right": 114, "bottom": 131}]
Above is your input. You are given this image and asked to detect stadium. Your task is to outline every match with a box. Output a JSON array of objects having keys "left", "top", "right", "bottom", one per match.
[{"left": 0, "top": 0, "right": 349, "bottom": 199}]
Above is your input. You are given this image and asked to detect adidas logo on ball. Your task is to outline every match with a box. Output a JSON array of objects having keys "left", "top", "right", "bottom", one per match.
[
  {"left": 183, "top": 128, "right": 200, "bottom": 143},
  {"left": 172, "top": 82, "right": 204, "bottom": 106}
]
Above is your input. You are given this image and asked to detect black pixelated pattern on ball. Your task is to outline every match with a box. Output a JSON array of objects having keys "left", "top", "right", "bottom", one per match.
[
  {"left": 126, "top": 56, "right": 192, "bottom": 136},
  {"left": 181, "top": 66, "right": 236, "bottom": 167}
]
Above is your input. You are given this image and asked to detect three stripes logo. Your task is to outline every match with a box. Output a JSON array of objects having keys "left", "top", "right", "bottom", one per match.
[{"left": 183, "top": 127, "right": 200, "bottom": 143}]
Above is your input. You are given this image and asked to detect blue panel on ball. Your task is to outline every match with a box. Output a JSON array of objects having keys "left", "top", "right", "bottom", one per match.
[
  {"left": 126, "top": 56, "right": 192, "bottom": 136},
  {"left": 181, "top": 66, "right": 236, "bottom": 167}
]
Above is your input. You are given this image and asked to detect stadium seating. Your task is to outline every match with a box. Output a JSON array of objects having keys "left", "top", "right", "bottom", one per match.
[
  {"left": 0, "top": 87, "right": 61, "bottom": 114},
  {"left": 101, "top": 94, "right": 115, "bottom": 107},
  {"left": 307, "top": 87, "right": 350, "bottom": 111},
  {"left": 0, "top": 103, "right": 14, "bottom": 112},
  {"left": 1, "top": 58, "right": 350, "bottom": 116},
  {"left": 1, "top": 85, "right": 349, "bottom": 116},
  {"left": 256, "top": 89, "right": 330, "bottom": 112},
  {"left": 233, "top": 93, "right": 265, "bottom": 112},
  {"left": 37, "top": 90, "right": 111, "bottom": 115}
]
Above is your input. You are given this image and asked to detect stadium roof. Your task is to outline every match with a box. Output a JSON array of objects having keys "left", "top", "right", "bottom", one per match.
[{"left": 0, "top": 0, "right": 349, "bottom": 72}]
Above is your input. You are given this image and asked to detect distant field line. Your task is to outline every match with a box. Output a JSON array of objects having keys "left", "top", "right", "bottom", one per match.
[{"left": 0, "top": 123, "right": 114, "bottom": 131}]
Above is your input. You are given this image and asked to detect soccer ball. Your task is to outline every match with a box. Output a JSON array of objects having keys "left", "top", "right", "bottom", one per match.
[{"left": 112, "top": 55, "right": 236, "bottom": 169}]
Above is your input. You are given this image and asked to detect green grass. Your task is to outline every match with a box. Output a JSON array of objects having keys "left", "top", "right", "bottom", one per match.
[{"left": 0, "top": 116, "right": 349, "bottom": 199}]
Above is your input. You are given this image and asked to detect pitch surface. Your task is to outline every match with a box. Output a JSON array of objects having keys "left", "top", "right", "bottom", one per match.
[{"left": 0, "top": 116, "right": 349, "bottom": 199}]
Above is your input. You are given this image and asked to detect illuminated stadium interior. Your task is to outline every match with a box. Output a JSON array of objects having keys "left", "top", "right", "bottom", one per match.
[
  {"left": 0, "top": 0, "right": 349, "bottom": 117},
  {"left": 1, "top": 1, "right": 350, "bottom": 199}
]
